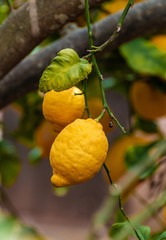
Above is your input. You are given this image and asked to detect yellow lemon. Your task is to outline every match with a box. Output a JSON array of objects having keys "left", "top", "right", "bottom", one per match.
[
  {"left": 150, "top": 34, "right": 166, "bottom": 52},
  {"left": 130, "top": 81, "right": 166, "bottom": 121},
  {"left": 42, "top": 87, "right": 85, "bottom": 132},
  {"left": 35, "top": 121, "right": 58, "bottom": 158},
  {"left": 104, "top": 134, "right": 151, "bottom": 182},
  {"left": 50, "top": 118, "right": 108, "bottom": 187}
]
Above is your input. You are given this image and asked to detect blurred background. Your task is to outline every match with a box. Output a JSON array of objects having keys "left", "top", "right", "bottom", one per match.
[{"left": 0, "top": 0, "right": 166, "bottom": 240}]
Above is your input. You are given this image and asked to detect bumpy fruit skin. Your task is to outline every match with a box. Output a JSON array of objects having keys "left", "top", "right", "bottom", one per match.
[
  {"left": 42, "top": 87, "right": 85, "bottom": 132},
  {"left": 50, "top": 118, "right": 108, "bottom": 187},
  {"left": 130, "top": 81, "right": 166, "bottom": 121},
  {"left": 104, "top": 134, "right": 151, "bottom": 182}
]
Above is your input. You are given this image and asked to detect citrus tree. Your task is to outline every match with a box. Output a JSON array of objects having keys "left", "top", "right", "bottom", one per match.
[{"left": 0, "top": 0, "right": 166, "bottom": 240}]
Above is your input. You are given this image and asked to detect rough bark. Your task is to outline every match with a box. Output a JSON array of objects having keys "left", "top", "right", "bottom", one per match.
[
  {"left": 0, "top": 0, "right": 166, "bottom": 109},
  {"left": 0, "top": 0, "right": 106, "bottom": 79}
]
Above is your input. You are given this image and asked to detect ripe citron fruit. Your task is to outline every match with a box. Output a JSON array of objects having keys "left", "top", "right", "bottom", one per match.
[
  {"left": 98, "top": 0, "right": 145, "bottom": 20},
  {"left": 130, "top": 81, "right": 166, "bottom": 121},
  {"left": 82, "top": 97, "right": 114, "bottom": 134},
  {"left": 150, "top": 34, "right": 166, "bottom": 52},
  {"left": 50, "top": 118, "right": 108, "bottom": 187},
  {"left": 104, "top": 133, "right": 151, "bottom": 182},
  {"left": 42, "top": 87, "right": 85, "bottom": 132},
  {"left": 35, "top": 121, "right": 58, "bottom": 158},
  {"left": 163, "top": 206, "right": 166, "bottom": 223}
]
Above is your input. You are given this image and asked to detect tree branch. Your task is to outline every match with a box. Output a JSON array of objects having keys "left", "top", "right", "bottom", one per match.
[
  {"left": 0, "top": 0, "right": 106, "bottom": 79},
  {"left": 0, "top": 0, "right": 166, "bottom": 109}
]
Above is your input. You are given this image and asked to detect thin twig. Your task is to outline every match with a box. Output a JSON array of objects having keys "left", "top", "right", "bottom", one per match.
[
  {"left": 103, "top": 163, "right": 141, "bottom": 240},
  {"left": 84, "top": 78, "right": 91, "bottom": 117},
  {"left": 84, "top": 0, "right": 125, "bottom": 133},
  {"left": 133, "top": 190, "right": 166, "bottom": 228},
  {"left": 84, "top": 0, "right": 134, "bottom": 59},
  {"left": 85, "top": 0, "right": 140, "bottom": 238}
]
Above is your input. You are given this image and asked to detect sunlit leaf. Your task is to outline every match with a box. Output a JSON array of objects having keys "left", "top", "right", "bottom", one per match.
[
  {"left": 0, "top": 140, "right": 21, "bottom": 187},
  {"left": 39, "top": 48, "right": 92, "bottom": 93},
  {"left": 135, "top": 225, "right": 151, "bottom": 240},
  {"left": 120, "top": 38, "right": 166, "bottom": 80}
]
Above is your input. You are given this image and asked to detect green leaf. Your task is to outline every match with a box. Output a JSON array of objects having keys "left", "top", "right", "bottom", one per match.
[
  {"left": 0, "top": 140, "right": 21, "bottom": 187},
  {"left": 109, "top": 222, "right": 130, "bottom": 238},
  {"left": 134, "top": 116, "right": 159, "bottom": 133},
  {"left": 120, "top": 38, "right": 166, "bottom": 79},
  {"left": 39, "top": 48, "right": 92, "bottom": 93},
  {"left": 125, "top": 140, "right": 166, "bottom": 180},
  {"left": 103, "top": 77, "right": 118, "bottom": 89},
  {"left": 125, "top": 142, "right": 154, "bottom": 170},
  {"left": 109, "top": 223, "right": 150, "bottom": 240},
  {"left": 13, "top": 90, "right": 43, "bottom": 148},
  {"left": 135, "top": 225, "right": 151, "bottom": 240},
  {"left": 0, "top": 3, "right": 9, "bottom": 24},
  {"left": 155, "top": 231, "right": 166, "bottom": 240},
  {"left": 0, "top": 213, "right": 46, "bottom": 240},
  {"left": 53, "top": 186, "right": 70, "bottom": 197},
  {"left": 28, "top": 147, "right": 42, "bottom": 165},
  {"left": 115, "top": 209, "right": 125, "bottom": 223},
  {"left": 0, "top": 215, "right": 16, "bottom": 239}
]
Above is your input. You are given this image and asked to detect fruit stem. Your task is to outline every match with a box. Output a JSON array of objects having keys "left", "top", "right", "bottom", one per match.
[
  {"left": 103, "top": 163, "right": 142, "bottom": 240},
  {"left": 85, "top": 0, "right": 125, "bottom": 133},
  {"left": 95, "top": 108, "right": 105, "bottom": 122},
  {"left": 84, "top": 0, "right": 134, "bottom": 59},
  {"left": 85, "top": 1, "right": 140, "bottom": 238},
  {"left": 84, "top": 78, "right": 91, "bottom": 118}
]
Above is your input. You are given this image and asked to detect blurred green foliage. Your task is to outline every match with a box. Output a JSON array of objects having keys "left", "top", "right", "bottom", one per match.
[
  {"left": 13, "top": 91, "right": 43, "bottom": 147},
  {"left": 0, "top": 139, "right": 21, "bottom": 187},
  {"left": 0, "top": 212, "right": 46, "bottom": 240},
  {"left": 120, "top": 38, "right": 166, "bottom": 80},
  {"left": 0, "top": 1, "right": 9, "bottom": 23},
  {"left": 124, "top": 140, "right": 166, "bottom": 180}
]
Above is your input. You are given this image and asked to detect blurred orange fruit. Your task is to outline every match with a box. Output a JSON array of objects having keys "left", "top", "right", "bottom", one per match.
[
  {"left": 130, "top": 81, "right": 166, "bottom": 121},
  {"left": 163, "top": 206, "right": 166, "bottom": 223},
  {"left": 98, "top": 0, "right": 146, "bottom": 20},
  {"left": 34, "top": 121, "right": 57, "bottom": 158},
  {"left": 104, "top": 133, "right": 152, "bottom": 182},
  {"left": 82, "top": 97, "right": 114, "bottom": 134},
  {"left": 150, "top": 34, "right": 166, "bottom": 52}
]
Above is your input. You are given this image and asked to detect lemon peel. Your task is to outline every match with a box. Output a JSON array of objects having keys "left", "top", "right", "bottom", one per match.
[
  {"left": 50, "top": 118, "right": 108, "bottom": 187},
  {"left": 42, "top": 86, "right": 85, "bottom": 132}
]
